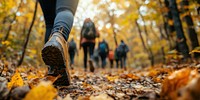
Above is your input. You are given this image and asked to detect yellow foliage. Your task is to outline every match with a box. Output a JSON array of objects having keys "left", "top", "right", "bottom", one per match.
[
  {"left": 24, "top": 81, "right": 57, "bottom": 100},
  {"left": 7, "top": 70, "right": 24, "bottom": 89},
  {"left": 2, "top": 41, "right": 11, "bottom": 46}
]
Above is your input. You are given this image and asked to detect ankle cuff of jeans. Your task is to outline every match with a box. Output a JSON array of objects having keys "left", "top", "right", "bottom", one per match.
[{"left": 51, "top": 26, "right": 69, "bottom": 41}]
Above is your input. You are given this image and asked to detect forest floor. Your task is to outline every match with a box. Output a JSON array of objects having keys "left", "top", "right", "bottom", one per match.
[{"left": 1, "top": 60, "right": 200, "bottom": 100}]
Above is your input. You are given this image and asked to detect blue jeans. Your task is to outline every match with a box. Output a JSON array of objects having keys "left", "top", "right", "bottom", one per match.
[
  {"left": 39, "top": 0, "right": 79, "bottom": 43},
  {"left": 120, "top": 56, "right": 127, "bottom": 68},
  {"left": 99, "top": 52, "right": 107, "bottom": 68},
  {"left": 69, "top": 52, "right": 75, "bottom": 65},
  {"left": 82, "top": 42, "right": 95, "bottom": 69}
]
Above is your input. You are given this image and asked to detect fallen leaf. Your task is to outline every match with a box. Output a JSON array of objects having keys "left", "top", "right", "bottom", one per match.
[
  {"left": 106, "top": 76, "right": 119, "bottom": 82},
  {"left": 160, "top": 68, "right": 198, "bottom": 99},
  {"left": 126, "top": 73, "right": 140, "bottom": 80},
  {"left": 24, "top": 81, "right": 57, "bottom": 100},
  {"left": 7, "top": 70, "right": 24, "bottom": 89}
]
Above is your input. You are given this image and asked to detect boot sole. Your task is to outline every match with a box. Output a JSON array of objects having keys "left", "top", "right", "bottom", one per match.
[
  {"left": 42, "top": 43, "right": 70, "bottom": 86},
  {"left": 42, "top": 45, "right": 64, "bottom": 66}
]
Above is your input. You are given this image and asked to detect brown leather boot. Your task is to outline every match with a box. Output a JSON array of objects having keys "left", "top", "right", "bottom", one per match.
[{"left": 42, "top": 32, "right": 70, "bottom": 86}]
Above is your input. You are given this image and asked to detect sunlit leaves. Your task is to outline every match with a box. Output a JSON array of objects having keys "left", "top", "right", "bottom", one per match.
[
  {"left": 24, "top": 81, "right": 57, "bottom": 100},
  {"left": 161, "top": 68, "right": 198, "bottom": 99},
  {"left": 7, "top": 70, "right": 24, "bottom": 89}
]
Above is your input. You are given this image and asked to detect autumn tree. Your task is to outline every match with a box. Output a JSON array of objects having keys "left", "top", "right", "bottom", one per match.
[
  {"left": 168, "top": 0, "right": 190, "bottom": 59},
  {"left": 181, "top": 0, "right": 200, "bottom": 58}
]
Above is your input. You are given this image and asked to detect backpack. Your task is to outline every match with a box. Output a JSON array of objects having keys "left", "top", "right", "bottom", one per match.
[
  {"left": 99, "top": 42, "right": 107, "bottom": 54},
  {"left": 68, "top": 41, "right": 76, "bottom": 52},
  {"left": 82, "top": 21, "right": 96, "bottom": 40},
  {"left": 117, "top": 44, "right": 129, "bottom": 57},
  {"left": 108, "top": 50, "right": 114, "bottom": 60}
]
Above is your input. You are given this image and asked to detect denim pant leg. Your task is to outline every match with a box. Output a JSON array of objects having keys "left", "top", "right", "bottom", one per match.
[
  {"left": 69, "top": 52, "right": 75, "bottom": 65},
  {"left": 89, "top": 43, "right": 95, "bottom": 59},
  {"left": 38, "top": 0, "right": 56, "bottom": 43},
  {"left": 82, "top": 43, "right": 88, "bottom": 69},
  {"left": 53, "top": 0, "right": 79, "bottom": 41}
]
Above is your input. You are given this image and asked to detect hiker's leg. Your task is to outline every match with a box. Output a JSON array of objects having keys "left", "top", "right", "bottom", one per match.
[
  {"left": 124, "top": 57, "right": 127, "bottom": 68},
  {"left": 69, "top": 52, "right": 75, "bottom": 65},
  {"left": 89, "top": 43, "right": 95, "bottom": 58},
  {"left": 52, "top": 0, "right": 79, "bottom": 40},
  {"left": 71, "top": 52, "right": 75, "bottom": 65},
  {"left": 82, "top": 43, "right": 88, "bottom": 70},
  {"left": 102, "top": 55, "right": 107, "bottom": 68},
  {"left": 110, "top": 59, "right": 113, "bottom": 68},
  {"left": 69, "top": 52, "right": 73, "bottom": 65},
  {"left": 120, "top": 58, "right": 123, "bottom": 68},
  {"left": 116, "top": 60, "right": 118, "bottom": 68},
  {"left": 38, "top": 0, "right": 56, "bottom": 43}
]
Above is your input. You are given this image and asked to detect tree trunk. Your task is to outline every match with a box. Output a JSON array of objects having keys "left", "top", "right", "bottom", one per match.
[
  {"left": 164, "top": 0, "right": 175, "bottom": 35},
  {"left": 158, "top": 0, "right": 173, "bottom": 49},
  {"left": 135, "top": 20, "right": 154, "bottom": 66},
  {"left": 169, "top": 0, "right": 190, "bottom": 59},
  {"left": 110, "top": 10, "right": 118, "bottom": 47},
  {"left": 135, "top": 1, "right": 154, "bottom": 66},
  {"left": 181, "top": 0, "right": 200, "bottom": 58},
  {"left": 4, "top": 0, "right": 23, "bottom": 41},
  {"left": 197, "top": 0, "right": 200, "bottom": 15},
  {"left": 18, "top": 0, "right": 38, "bottom": 66}
]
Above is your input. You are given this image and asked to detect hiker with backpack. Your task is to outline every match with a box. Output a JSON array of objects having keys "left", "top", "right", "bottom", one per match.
[
  {"left": 68, "top": 38, "right": 78, "bottom": 69},
  {"left": 116, "top": 40, "right": 129, "bottom": 69},
  {"left": 80, "top": 18, "right": 99, "bottom": 72},
  {"left": 98, "top": 39, "right": 109, "bottom": 68}
]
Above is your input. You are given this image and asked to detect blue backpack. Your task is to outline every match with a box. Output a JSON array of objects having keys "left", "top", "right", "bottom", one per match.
[
  {"left": 117, "top": 44, "right": 129, "bottom": 57},
  {"left": 99, "top": 42, "right": 107, "bottom": 53}
]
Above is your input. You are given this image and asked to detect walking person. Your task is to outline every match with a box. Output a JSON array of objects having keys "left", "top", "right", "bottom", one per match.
[
  {"left": 68, "top": 38, "right": 78, "bottom": 69},
  {"left": 117, "top": 40, "right": 129, "bottom": 69},
  {"left": 80, "top": 18, "right": 99, "bottom": 72},
  {"left": 108, "top": 49, "right": 114, "bottom": 68},
  {"left": 39, "top": 0, "right": 79, "bottom": 86},
  {"left": 98, "top": 39, "right": 109, "bottom": 68}
]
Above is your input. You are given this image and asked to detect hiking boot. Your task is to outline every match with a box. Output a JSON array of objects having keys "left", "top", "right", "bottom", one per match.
[
  {"left": 89, "top": 59, "right": 95, "bottom": 72},
  {"left": 42, "top": 32, "right": 70, "bottom": 86}
]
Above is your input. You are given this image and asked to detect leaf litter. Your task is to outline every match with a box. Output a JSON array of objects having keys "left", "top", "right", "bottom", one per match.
[{"left": 1, "top": 60, "right": 200, "bottom": 100}]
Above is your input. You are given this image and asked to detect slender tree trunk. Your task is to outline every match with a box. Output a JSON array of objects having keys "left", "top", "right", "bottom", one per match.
[
  {"left": 181, "top": 0, "right": 200, "bottom": 58},
  {"left": 4, "top": 0, "right": 23, "bottom": 41},
  {"left": 135, "top": 20, "right": 154, "bottom": 66},
  {"left": 135, "top": 1, "right": 154, "bottom": 66},
  {"left": 18, "top": 0, "right": 38, "bottom": 66},
  {"left": 140, "top": 16, "right": 154, "bottom": 66},
  {"left": 110, "top": 10, "right": 118, "bottom": 46},
  {"left": 169, "top": 0, "right": 190, "bottom": 59},
  {"left": 105, "top": 1, "right": 118, "bottom": 47}
]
